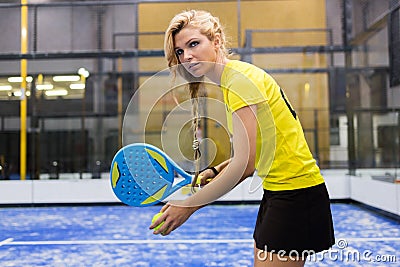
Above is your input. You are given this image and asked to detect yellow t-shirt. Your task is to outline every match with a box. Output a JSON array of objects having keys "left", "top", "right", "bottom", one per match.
[{"left": 220, "top": 60, "right": 324, "bottom": 191}]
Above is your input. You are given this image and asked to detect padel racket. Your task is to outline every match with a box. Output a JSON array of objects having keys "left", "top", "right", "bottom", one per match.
[{"left": 110, "top": 143, "right": 195, "bottom": 207}]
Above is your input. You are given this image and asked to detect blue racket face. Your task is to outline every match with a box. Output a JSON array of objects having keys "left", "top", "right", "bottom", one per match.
[{"left": 110, "top": 143, "right": 191, "bottom": 206}]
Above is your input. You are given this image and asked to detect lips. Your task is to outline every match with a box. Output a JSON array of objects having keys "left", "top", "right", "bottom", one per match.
[
  {"left": 182, "top": 62, "right": 203, "bottom": 77},
  {"left": 188, "top": 62, "right": 200, "bottom": 70}
]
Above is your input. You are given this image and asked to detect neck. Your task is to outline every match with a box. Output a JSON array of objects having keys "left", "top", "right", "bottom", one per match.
[{"left": 206, "top": 57, "right": 229, "bottom": 84}]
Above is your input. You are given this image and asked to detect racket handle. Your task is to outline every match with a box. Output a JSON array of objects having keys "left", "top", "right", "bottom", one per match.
[{"left": 195, "top": 175, "right": 212, "bottom": 185}]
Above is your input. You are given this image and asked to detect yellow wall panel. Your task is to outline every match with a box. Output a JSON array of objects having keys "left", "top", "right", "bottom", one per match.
[
  {"left": 136, "top": 0, "right": 330, "bottom": 165},
  {"left": 138, "top": 3, "right": 238, "bottom": 46},
  {"left": 240, "top": 0, "right": 327, "bottom": 46}
]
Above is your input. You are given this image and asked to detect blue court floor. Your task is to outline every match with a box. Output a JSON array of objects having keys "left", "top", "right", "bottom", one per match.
[{"left": 0, "top": 203, "right": 399, "bottom": 267}]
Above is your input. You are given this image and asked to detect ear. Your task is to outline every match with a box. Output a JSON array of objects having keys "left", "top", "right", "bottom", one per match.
[{"left": 213, "top": 33, "right": 222, "bottom": 49}]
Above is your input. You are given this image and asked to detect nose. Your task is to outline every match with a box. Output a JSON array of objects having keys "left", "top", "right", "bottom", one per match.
[{"left": 182, "top": 50, "right": 193, "bottom": 62}]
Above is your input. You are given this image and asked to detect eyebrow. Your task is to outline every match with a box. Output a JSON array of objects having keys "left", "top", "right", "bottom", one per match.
[{"left": 174, "top": 38, "right": 198, "bottom": 50}]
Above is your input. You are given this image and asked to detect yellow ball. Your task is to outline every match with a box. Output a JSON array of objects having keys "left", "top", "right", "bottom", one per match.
[{"left": 151, "top": 212, "right": 165, "bottom": 231}]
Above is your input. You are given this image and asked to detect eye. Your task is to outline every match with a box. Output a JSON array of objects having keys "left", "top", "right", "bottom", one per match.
[
  {"left": 190, "top": 41, "right": 199, "bottom": 47},
  {"left": 175, "top": 49, "right": 183, "bottom": 56}
]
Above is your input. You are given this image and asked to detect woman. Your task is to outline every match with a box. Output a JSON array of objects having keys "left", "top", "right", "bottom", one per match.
[{"left": 150, "top": 10, "right": 335, "bottom": 266}]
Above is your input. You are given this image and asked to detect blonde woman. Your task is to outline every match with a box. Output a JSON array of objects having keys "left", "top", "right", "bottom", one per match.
[{"left": 150, "top": 10, "right": 335, "bottom": 266}]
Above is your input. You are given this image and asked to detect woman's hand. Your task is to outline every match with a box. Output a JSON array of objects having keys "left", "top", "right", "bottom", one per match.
[
  {"left": 149, "top": 203, "right": 199, "bottom": 235},
  {"left": 197, "top": 160, "right": 230, "bottom": 187},
  {"left": 196, "top": 168, "right": 217, "bottom": 187}
]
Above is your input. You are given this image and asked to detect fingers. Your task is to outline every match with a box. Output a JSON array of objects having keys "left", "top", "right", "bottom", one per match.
[
  {"left": 196, "top": 170, "right": 215, "bottom": 186},
  {"left": 197, "top": 176, "right": 212, "bottom": 187},
  {"left": 160, "top": 203, "right": 170, "bottom": 213},
  {"left": 149, "top": 212, "right": 166, "bottom": 231},
  {"left": 149, "top": 204, "right": 172, "bottom": 235},
  {"left": 155, "top": 222, "right": 172, "bottom": 236},
  {"left": 150, "top": 205, "right": 196, "bottom": 236},
  {"left": 151, "top": 213, "right": 172, "bottom": 236},
  {"left": 149, "top": 204, "right": 169, "bottom": 234},
  {"left": 201, "top": 168, "right": 215, "bottom": 178}
]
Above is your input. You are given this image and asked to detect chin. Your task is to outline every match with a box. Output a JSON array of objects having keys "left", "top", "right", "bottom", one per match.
[
  {"left": 180, "top": 62, "right": 206, "bottom": 79},
  {"left": 189, "top": 70, "right": 204, "bottom": 78},
  {"left": 186, "top": 67, "right": 204, "bottom": 78}
]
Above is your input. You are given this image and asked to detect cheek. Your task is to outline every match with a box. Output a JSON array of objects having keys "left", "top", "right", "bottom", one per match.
[
  {"left": 206, "top": 48, "right": 218, "bottom": 61},
  {"left": 176, "top": 54, "right": 183, "bottom": 63},
  {"left": 196, "top": 46, "right": 214, "bottom": 60}
]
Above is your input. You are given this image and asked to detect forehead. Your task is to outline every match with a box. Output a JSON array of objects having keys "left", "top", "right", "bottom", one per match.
[{"left": 174, "top": 26, "right": 205, "bottom": 47}]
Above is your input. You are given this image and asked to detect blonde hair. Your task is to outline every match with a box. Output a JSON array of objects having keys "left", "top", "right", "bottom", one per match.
[
  {"left": 164, "top": 10, "right": 229, "bottom": 188},
  {"left": 164, "top": 10, "right": 229, "bottom": 70}
]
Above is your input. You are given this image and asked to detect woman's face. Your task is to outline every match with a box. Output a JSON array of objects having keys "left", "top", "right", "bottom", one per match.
[{"left": 173, "top": 26, "right": 219, "bottom": 78}]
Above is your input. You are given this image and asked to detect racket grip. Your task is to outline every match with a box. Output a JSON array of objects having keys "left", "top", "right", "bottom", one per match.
[{"left": 196, "top": 175, "right": 212, "bottom": 185}]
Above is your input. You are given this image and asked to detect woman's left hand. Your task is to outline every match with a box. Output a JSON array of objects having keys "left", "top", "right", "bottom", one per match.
[{"left": 196, "top": 168, "right": 216, "bottom": 187}]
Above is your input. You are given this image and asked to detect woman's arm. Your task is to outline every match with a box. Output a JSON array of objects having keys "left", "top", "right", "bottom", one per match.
[
  {"left": 215, "top": 159, "right": 231, "bottom": 174},
  {"left": 181, "top": 104, "right": 257, "bottom": 204},
  {"left": 151, "top": 104, "right": 258, "bottom": 235}
]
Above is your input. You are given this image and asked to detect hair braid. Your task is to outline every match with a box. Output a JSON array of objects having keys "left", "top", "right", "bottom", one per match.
[{"left": 190, "top": 82, "right": 202, "bottom": 191}]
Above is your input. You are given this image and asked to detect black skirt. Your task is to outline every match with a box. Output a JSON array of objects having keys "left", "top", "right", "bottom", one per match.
[{"left": 253, "top": 183, "right": 335, "bottom": 256}]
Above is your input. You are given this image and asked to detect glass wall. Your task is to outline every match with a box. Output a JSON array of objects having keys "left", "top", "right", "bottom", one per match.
[{"left": 0, "top": 0, "right": 398, "bottom": 181}]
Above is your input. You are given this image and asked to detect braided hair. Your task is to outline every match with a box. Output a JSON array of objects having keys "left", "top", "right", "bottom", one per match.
[{"left": 164, "top": 10, "right": 229, "bottom": 190}]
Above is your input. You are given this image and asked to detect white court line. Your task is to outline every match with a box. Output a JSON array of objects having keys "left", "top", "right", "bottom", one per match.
[
  {"left": 341, "top": 237, "right": 400, "bottom": 242},
  {"left": 2, "top": 237, "right": 400, "bottom": 246},
  {"left": 0, "top": 238, "right": 14, "bottom": 246},
  {"left": 4, "top": 239, "right": 253, "bottom": 246}
]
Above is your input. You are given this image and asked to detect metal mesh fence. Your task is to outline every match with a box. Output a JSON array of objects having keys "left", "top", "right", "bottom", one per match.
[{"left": 0, "top": 0, "right": 398, "bottom": 179}]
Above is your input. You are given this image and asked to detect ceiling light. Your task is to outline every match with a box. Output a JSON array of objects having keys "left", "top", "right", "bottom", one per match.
[
  {"left": 78, "top": 68, "right": 90, "bottom": 78},
  {"left": 36, "top": 84, "right": 54, "bottom": 90},
  {"left": 53, "top": 75, "right": 80, "bottom": 82},
  {"left": 0, "top": 85, "right": 12, "bottom": 91},
  {"left": 8, "top": 77, "right": 22, "bottom": 83},
  {"left": 69, "top": 83, "right": 85, "bottom": 90},
  {"left": 8, "top": 76, "right": 33, "bottom": 83},
  {"left": 45, "top": 89, "right": 68, "bottom": 96},
  {"left": 12, "top": 90, "right": 30, "bottom": 97},
  {"left": 13, "top": 91, "right": 22, "bottom": 97}
]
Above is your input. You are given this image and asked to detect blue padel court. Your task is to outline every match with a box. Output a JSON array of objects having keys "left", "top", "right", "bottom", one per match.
[{"left": 0, "top": 203, "right": 399, "bottom": 267}]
